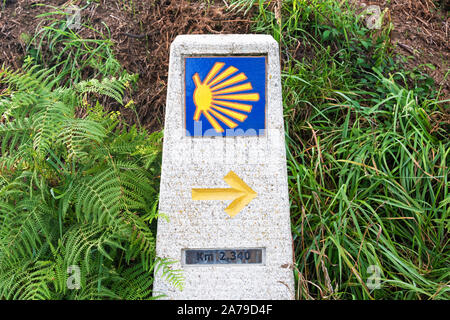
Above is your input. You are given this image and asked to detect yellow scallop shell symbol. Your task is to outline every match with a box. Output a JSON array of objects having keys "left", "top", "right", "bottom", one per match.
[{"left": 192, "top": 62, "right": 260, "bottom": 133}]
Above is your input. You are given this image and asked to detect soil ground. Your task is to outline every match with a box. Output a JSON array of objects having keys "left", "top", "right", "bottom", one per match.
[
  {"left": 0, "top": 0, "right": 253, "bottom": 130},
  {"left": 362, "top": 0, "right": 449, "bottom": 99},
  {"left": 0, "top": 0, "right": 448, "bottom": 130}
]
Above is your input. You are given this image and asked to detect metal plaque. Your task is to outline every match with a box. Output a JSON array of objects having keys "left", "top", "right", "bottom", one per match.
[{"left": 184, "top": 248, "right": 264, "bottom": 265}]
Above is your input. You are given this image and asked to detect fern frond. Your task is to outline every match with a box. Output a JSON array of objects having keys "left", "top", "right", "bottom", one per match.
[
  {"left": 76, "top": 74, "right": 136, "bottom": 104},
  {"left": 0, "top": 61, "right": 166, "bottom": 299},
  {"left": 120, "top": 212, "right": 156, "bottom": 271},
  {"left": 0, "top": 260, "right": 54, "bottom": 300},
  {"left": 61, "top": 223, "right": 123, "bottom": 271},
  {"left": 32, "top": 100, "right": 73, "bottom": 159},
  {"left": 57, "top": 119, "right": 106, "bottom": 160},
  {"left": 68, "top": 169, "right": 122, "bottom": 225},
  {"left": 0, "top": 171, "right": 33, "bottom": 199},
  {"left": 0, "top": 117, "right": 33, "bottom": 158},
  {"left": 110, "top": 264, "right": 154, "bottom": 300},
  {"left": 154, "top": 257, "right": 185, "bottom": 292},
  {"left": 0, "top": 199, "right": 55, "bottom": 268},
  {"left": 1, "top": 65, "right": 46, "bottom": 93}
]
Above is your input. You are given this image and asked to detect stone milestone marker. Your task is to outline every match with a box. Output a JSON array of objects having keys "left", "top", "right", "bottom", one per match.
[{"left": 153, "top": 35, "right": 294, "bottom": 300}]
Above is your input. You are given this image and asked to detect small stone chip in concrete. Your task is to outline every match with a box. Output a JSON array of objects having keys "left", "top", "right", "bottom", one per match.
[{"left": 153, "top": 34, "right": 294, "bottom": 300}]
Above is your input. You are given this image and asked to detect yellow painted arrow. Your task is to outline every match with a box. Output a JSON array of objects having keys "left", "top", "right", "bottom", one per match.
[{"left": 192, "top": 170, "right": 257, "bottom": 218}]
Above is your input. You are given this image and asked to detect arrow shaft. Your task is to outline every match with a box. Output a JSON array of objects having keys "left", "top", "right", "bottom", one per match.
[{"left": 192, "top": 188, "right": 244, "bottom": 200}]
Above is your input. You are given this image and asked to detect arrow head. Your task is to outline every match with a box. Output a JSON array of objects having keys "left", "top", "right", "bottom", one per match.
[{"left": 223, "top": 171, "right": 257, "bottom": 217}]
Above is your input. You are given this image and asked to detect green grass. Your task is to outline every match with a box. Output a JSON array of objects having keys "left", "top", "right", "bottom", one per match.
[
  {"left": 287, "top": 74, "right": 449, "bottom": 299},
  {"left": 228, "top": 0, "right": 449, "bottom": 299},
  {"left": 28, "top": 3, "right": 123, "bottom": 87}
]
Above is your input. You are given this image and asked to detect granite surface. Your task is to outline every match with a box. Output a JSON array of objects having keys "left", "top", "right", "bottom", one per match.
[{"left": 153, "top": 35, "right": 294, "bottom": 300}]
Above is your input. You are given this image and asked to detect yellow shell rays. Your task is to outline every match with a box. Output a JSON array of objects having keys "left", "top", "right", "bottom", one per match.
[{"left": 192, "top": 62, "right": 260, "bottom": 133}]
